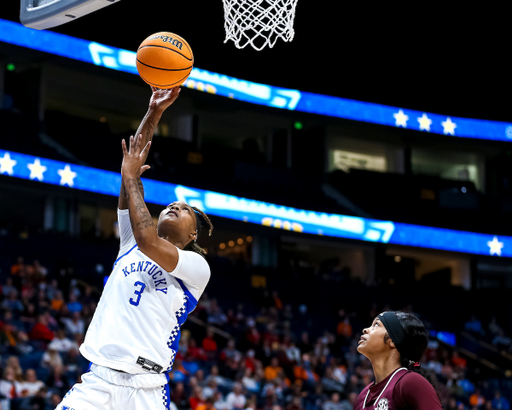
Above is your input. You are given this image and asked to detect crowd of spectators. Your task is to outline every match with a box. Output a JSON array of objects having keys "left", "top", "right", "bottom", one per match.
[
  {"left": 1, "top": 254, "right": 512, "bottom": 410},
  {"left": 465, "top": 316, "right": 512, "bottom": 355}
]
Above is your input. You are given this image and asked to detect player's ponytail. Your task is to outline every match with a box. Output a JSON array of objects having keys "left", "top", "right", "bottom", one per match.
[
  {"left": 184, "top": 207, "right": 213, "bottom": 258},
  {"left": 391, "top": 312, "right": 442, "bottom": 403}
]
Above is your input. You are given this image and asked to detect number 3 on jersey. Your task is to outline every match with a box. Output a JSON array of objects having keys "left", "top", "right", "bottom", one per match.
[{"left": 129, "top": 281, "right": 146, "bottom": 306}]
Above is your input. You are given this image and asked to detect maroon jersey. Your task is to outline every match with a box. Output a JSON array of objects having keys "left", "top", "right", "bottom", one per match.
[{"left": 355, "top": 368, "right": 442, "bottom": 410}]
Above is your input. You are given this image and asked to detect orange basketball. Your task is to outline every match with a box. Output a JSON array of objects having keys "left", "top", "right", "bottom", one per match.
[{"left": 136, "top": 32, "right": 194, "bottom": 89}]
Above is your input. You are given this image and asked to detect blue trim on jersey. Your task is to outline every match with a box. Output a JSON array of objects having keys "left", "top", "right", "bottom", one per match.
[
  {"left": 164, "top": 280, "right": 199, "bottom": 373},
  {"left": 174, "top": 278, "right": 198, "bottom": 306},
  {"left": 112, "top": 243, "right": 138, "bottom": 267},
  {"left": 164, "top": 383, "right": 171, "bottom": 410}
]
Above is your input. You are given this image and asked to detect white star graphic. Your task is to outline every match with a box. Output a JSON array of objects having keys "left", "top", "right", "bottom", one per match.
[
  {"left": 393, "top": 109, "right": 409, "bottom": 128},
  {"left": 57, "top": 164, "right": 77, "bottom": 187},
  {"left": 27, "top": 158, "right": 47, "bottom": 181},
  {"left": 417, "top": 113, "right": 432, "bottom": 132},
  {"left": 0, "top": 152, "right": 17, "bottom": 175},
  {"left": 442, "top": 117, "right": 457, "bottom": 135},
  {"left": 487, "top": 236, "right": 504, "bottom": 256}
]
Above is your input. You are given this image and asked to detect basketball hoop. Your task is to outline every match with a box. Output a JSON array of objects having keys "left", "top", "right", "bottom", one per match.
[{"left": 222, "top": 0, "right": 298, "bottom": 51}]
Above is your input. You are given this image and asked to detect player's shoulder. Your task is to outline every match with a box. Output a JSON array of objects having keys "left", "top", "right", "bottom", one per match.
[
  {"left": 176, "top": 247, "right": 211, "bottom": 273},
  {"left": 397, "top": 370, "right": 432, "bottom": 388},
  {"left": 177, "top": 247, "right": 209, "bottom": 263}
]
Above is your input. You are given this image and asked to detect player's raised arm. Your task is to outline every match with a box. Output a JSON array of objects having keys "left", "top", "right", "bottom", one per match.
[
  {"left": 118, "top": 86, "right": 181, "bottom": 210},
  {"left": 121, "top": 134, "right": 184, "bottom": 271}
]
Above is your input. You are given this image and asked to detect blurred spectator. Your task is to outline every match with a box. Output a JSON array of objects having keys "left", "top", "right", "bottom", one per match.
[
  {"left": 196, "top": 397, "right": 217, "bottom": 410},
  {"left": 220, "top": 339, "right": 242, "bottom": 363},
  {"left": 190, "top": 385, "right": 206, "bottom": 410},
  {"left": 1, "top": 277, "right": 18, "bottom": 297},
  {"left": 464, "top": 316, "right": 482, "bottom": 335},
  {"left": 286, "top": 396, "right": 303, "bottom": 410},
  {"left": 28, "top": 314, "right": 54, "bottom": 345},
  {"left": 272, "top": 291, "right": 283, "bottom": 311},
  {"left": 48, "top": 328, "right": 78, "bottom": 353},
  {"left": 202, "top": 329, "right": 219, "bottom": 363},
  {"left": 336, "top": 316, "right": 352, "bottom": 345},
  {"left": 50, "top": 392, "right": 63, "bottom": 408},
  {"left": 0, "top": 366, "right": 21, "bottom": 399},
  {"left": 285, "top": 341, "right": 301, "bottom": 364},
  {"left": 2, "top": 290, "right": 24, "bottom": 314},
  {"left": 213, "top": 391, "right": 229, "bottom": 410},
  {"left": 202, "top": 377, "right": 219, "bottom": 399},
  {"left": 492, "top": 329, "right": 512, "bottom": 350},
  {"left": 46, "top": 364, "right": 70, "bottom": 397},
  {"left": 489, "top": 317, "right": 503, "bottom": 337},
  {"left": 225, "top": 382, "right": 246, "bottom": 409},
  {"left": 61, "top": 311, "right": 85, "bottom": 336},
  {"left": 206, "top": 365, "right": 231, "bottom": 390},
  {"left": 245, "top": 318, "right": 261, "bottom": 348},
  {"left": 265, "top": 357, "right": 283, "bottom": 382},
  {"left": 66, "top": 292, "right": 83, "bottom": 313},
  {"left": 242, "top": 367, "right": 260, "bottom": 393},
  {"left": 45, "top": 279, "right": 60, "bottom": 301},
  {"left": 7, "top": 355, "right": 24, "bottom": 382},
  {"left": 492, "top": 390, "right": 511, "bottom": 410},
  {"left": 186, "top": 337, "right": 208, "bottom": 362},
  {"left": 10, "top": 256, "right": 26, "bottom": 289},
  {"left": 207, "top": 299, "right": 228, "bottom": 327},
  {"left": 171, "top": 382, "right": 189, "bottom": 410},
  {"left": 41, "top": 345, "right": 64, "bottom": 370},
  {"left": 19, "top": 368, "right": 45, "bottom": 397},
  {"left": 451, "top": 350, "right": 467, "bottom": 369},
  {"left": 320, "top": 367, "right": 344, "bottom": 394},
  {"left": 340, "top": 392, "right": 357, "bottom": 410},
  {"left": 322, "top": 392, "right": 344, "bottom": 410},
  {"left": 469, "top": 388, "right": 486, "bottom": 407},
  {"left": 50, "top": 290, "right": 65, "bottom": 313},
  {"left": 33, "top": 259, "right": 48, "bottom": 278}
]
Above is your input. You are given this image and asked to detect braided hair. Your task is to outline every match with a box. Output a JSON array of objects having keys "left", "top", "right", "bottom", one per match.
[
  {"left": 183, "top": 206, "right": 214, "bottom": 257},
  {"left": 383, "top": 311, "right": 441, "bottom": 402}
]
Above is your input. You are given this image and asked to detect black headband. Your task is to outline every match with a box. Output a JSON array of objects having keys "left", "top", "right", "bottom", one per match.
[{"left": 379, "top": 312, "right": 406, "bottom": 353}]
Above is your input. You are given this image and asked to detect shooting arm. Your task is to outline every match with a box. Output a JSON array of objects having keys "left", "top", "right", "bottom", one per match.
[
  {"left": 118, "top": 108, "right": 162, "bottom": 210},
  {"left": 121, "top": 135, "right": 179, "bottom": 271},
  {"left": 118, "top": 86, "right": 180, "bottom": 210}
]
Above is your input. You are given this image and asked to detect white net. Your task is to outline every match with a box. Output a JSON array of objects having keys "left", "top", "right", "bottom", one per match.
[{"left": 222, "top": 0, "right": 298, "bottom": 51}]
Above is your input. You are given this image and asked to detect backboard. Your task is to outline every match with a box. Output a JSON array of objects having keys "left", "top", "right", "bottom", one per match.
[{"left": 20, "top": 0, "right": 120, "bottom": 30}]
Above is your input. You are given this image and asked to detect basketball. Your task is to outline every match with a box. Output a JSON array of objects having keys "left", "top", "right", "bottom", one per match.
[{"left": 136, "top": 32, "right": 194, "bottom": 89}]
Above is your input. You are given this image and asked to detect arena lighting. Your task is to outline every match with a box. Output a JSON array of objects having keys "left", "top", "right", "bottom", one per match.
[
  {"left": 2, "top": 18, "right": 512, "bottom": 142},
  {"left": 1, "top": 148, "right": 512, "bottom": 257}
]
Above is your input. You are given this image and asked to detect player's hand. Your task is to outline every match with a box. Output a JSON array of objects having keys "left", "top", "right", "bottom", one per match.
[
  {"left": 121, "top": 134, "right": 151, "bottom": 178},
  {"left": 149, "top": 86, "right": 181, "bottom": 112}
]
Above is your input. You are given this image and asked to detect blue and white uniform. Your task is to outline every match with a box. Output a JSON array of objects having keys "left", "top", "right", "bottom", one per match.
[{"left": 57, "top": 209, "right": 210, "bottom": 410}]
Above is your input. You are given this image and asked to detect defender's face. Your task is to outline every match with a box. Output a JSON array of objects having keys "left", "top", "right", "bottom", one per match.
[
  {"left": 158, "top": 201, "right": 197, "bottom": 240},
  {"left": 357, "top": 317, "right": 390, "bottom": 358}
]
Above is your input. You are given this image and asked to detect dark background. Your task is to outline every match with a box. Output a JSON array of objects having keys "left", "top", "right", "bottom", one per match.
[{"left": 1, "top": 2, "right": 510, "bottom": 122}]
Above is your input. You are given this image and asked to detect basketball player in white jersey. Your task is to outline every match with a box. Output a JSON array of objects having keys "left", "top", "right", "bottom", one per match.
[{"left": 56, "top": 86, "right": 214, "bottom": 410}]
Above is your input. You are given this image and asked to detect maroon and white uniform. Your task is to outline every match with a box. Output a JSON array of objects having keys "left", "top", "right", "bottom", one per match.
[{"left": 355, "top": 368, "right": 442, "bottom": 410}]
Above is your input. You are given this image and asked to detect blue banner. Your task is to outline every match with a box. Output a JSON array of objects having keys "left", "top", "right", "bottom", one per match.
[
  {"left": 1, "top": 18, "right": 512, "bottom": 142},
  {"left": 1, "top": 148, "right": 510, "bottom": 257}
]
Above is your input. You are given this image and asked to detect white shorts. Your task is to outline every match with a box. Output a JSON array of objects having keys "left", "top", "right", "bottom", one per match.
[{"left": 55, "top": 364, "right": 171, "bottom": 410}]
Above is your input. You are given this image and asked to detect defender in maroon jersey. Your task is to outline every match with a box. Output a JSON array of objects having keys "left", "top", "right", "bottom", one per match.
[{"left": 355, "top": 311, "right": 443, "bottom": 410}]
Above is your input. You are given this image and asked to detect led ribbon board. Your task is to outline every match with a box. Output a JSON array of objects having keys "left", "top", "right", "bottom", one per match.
[
  {"left": 1, "top": 18, "right": 512, "bottom": 142},
  {"left": 0, "top": 148, "right": 510, "bottom": 257}
]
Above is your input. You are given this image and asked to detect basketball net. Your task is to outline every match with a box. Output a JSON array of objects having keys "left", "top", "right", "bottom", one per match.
[{"left": 222, "top": 0, "right": 298, "bottom": 51}]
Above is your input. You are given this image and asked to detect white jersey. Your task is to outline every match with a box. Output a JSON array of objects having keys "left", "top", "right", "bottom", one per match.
[{"left": 80, "top": 209, "right": 210, "bottom": 376}]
